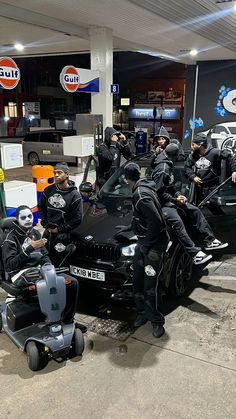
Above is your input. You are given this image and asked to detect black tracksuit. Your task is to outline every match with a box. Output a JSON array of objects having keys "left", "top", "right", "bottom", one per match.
[
  {"left": 152, "top": 153, "right": 215, "bottom": 255},
  {"left": 38, "top": 181, "right": 83, "bottom": 266},
  {"left": 131, "top": 179, "right": 169, "bottom": 325},
  {"left": 1, "top": 221, "right": 78, "bottom": 323},
  {"left": 184, "top": 146, "right": 236, "bottom": 202},
  {"left": 97, "top": 130, "right": 132, "bottom": 187}
]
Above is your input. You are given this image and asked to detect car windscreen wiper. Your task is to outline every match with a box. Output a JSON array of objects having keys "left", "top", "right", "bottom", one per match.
[{"left": 198, "top": 176, "right": 232, "bottom": 208}]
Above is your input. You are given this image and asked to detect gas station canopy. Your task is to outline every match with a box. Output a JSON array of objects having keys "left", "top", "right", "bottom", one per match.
[{"left": 0, "top": 0, "right": 236, "bottom": 63}]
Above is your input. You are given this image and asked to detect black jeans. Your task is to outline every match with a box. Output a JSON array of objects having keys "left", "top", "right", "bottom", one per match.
[
  {"left": 133, "top": 244, "right": 165, "bottom": 326},
  {"left": 162, "top": 203, "right": 215, "bottom": 255}
]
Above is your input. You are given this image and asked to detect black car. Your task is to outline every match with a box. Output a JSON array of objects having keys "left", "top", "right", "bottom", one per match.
[{"left": 68, "top": 153, "right": 236, "bottom": 298}]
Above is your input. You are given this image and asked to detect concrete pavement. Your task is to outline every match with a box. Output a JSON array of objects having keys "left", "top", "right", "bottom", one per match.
[{"left": 0, "top": 260, "right": 235, "bottom": 419}]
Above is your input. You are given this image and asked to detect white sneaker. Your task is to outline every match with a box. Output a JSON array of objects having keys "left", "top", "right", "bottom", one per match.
[
  {"left": 193, "top": 251, "right": 212, "bottom": 265},
  {"left": 204, "top": 239, "right": 228, "bottom": 251}
]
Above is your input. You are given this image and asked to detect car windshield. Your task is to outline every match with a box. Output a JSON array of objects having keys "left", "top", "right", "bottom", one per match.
[{"left": 101, "top": 155, "right": 191, "bottom": 198}]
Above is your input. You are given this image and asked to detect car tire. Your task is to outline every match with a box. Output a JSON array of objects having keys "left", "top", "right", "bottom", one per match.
[
  {"left": 168, "top": 249, "right": 193, "bottom": 297},
  {"left": 28, "top": 152, "right": 40, "bottom": 166}
]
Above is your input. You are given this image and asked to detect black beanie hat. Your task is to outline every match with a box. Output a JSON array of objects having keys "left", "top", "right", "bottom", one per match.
[
  {"left": 165, "top": 143, "right": 180, "bottom": 158},
  {"left": 54, "top": 162, "right": 70, "bottom": 174},
  {"left": 124, "top": 162, "right": 141, "bottom": 182},
  {"left": 192, "top": 134, "right": 207, "bottom": 146}
]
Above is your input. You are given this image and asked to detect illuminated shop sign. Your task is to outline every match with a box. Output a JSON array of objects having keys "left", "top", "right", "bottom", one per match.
[
  {"left": 0, "top": 57, "right": 20, "bottom": 90},
  {"left": 60, "top": 66, "right": 99, "bottom": 93},
  {"left": 128, "top": 107, "right": 180, "bottom": 120}
]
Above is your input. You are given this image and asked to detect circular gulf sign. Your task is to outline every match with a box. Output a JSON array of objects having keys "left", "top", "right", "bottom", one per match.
[
  {"left": 60, "top": 65, "right": 80, "bottom": 93},
  {"left": 0, "top": 57, "right": 20, "bottom": 89}
]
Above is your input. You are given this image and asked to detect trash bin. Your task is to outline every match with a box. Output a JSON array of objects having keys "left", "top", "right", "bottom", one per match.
[
  {"left": 135, "top": 130, "right": 147, "bottom": 155},
  {"left": 32, "top": 165, "right": 54, "bottom": 202}
]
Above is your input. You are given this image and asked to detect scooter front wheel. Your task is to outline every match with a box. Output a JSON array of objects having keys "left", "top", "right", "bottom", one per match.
[
  {"left": 74, "top": 328, "right": 84, "bottom": 356},
  {"left": 26, "top": 341, "right": 48, "bottom": 371}
]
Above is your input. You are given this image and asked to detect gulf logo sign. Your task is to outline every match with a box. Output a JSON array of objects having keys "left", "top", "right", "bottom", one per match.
[
  {"left": 0, "top": 57, "right": 20, "bottom": 90},
  {"left": 60, "top": 65, "right": 80, "bottom": 92}
]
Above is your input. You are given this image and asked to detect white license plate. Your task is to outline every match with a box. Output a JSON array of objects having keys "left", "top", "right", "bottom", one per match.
[{"left": 70, "top": 265, "right": 105, "bottom": 281}]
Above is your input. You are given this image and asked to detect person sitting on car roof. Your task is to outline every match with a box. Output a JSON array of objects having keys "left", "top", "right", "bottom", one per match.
[
  {"left": 97, "top": 127, "right": 132, "bottom": 188},
  {"left": 38, "top": 162, "right": 83, "bottom": 267},
  {"left": 152, "top": 144, "right": 228, "bottom": 263},
  {"left": 184, "top": 134, "right": 236, "bottom": 204},
  {"left": 124, "top": 162, "right": 169, "bottom": 338},
  {"left": 151, "top": 126, "right": 185, "bottom": 169}
]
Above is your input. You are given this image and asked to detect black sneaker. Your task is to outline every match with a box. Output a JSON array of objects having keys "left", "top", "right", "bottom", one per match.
[
  {"left": 133, "top": 315, "right": 148, "bottom": 328},
  {"left": 152, "top": 325, "right": 165, "bottom": 338},
  {"left": 204, "top": 239, "right": 228, "bottom": 251}
]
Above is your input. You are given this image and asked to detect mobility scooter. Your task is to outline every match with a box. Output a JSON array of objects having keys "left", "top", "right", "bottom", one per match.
[{"left": 0, "top": 218, "right": 84, "bottom": 371}]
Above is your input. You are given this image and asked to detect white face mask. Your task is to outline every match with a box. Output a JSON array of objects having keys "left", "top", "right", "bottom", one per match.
[{"left": 18, "top": 209, "right": 33, "bottom": 229}]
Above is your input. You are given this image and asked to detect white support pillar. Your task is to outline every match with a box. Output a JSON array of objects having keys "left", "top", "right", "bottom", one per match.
[{"left": 89, "top": 26, "right": 113, "bottom": 129}]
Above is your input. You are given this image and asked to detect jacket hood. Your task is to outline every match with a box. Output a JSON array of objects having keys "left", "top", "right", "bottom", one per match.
[
  {"left": 12, "top": 220, "right": 34, "bottom": 236},
  {"left": 104, "top": 127, "right": 118, "bottom": 144},
  {"left": 133, "top": 178, "right": 157, "bottom": 194},
  {"left": 56, "top": 180, "right": 77, "bottom": 192},
  {"left": 154, "top": 126, "right": 170, "bottom": 143}
]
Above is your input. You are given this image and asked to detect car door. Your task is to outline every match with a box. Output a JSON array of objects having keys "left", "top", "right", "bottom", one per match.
[{"left": 39, "top": 131, "right": 59, "bottom": 162}]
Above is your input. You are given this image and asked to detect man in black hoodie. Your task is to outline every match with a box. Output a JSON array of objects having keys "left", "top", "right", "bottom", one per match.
[
  {"left": 38, "top": 162, "right": 83, "bottom": 266},
  {"left": 124, "top": 162, "right": 169, "bottom": 338},
  {"left": 151, "top": 126, "right": 185, "bottom": 169},
  {"left": 152, "top": 144, "right": 228, "bottom": 264},
  {"left": 184, "top": 134, "right": 236, "bottom": 203},
  {"left": 1, "top": 205, "right": 78, "bottom": 325},
  {"left": 97, "top": 127, "right": 132, "bottom": 188}
]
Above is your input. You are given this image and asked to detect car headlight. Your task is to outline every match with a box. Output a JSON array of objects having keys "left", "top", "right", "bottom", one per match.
[{"left": 121, "top": 243, "right": 137, "bottom": 256}]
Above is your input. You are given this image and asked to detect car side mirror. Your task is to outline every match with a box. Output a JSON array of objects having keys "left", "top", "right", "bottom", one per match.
[
  {"left": 220, "top": 132, "right": 227, "bottom": 137},
  {"left": 79, "top": 181, "right": 94, "bottom": 194}
]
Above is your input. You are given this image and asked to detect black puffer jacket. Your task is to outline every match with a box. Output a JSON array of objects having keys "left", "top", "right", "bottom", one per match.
[
  {"left": 152, "top": 152, "right": 180, "bottom": 207},
  {"left": 184, "top": 146, "right": 236, "bottom": 185},
  {"left": 38, "top": 181, "right": 83, "bottom": 232},
  {"left": 132, "top": 178, "right": 169, "bottom": 252},
  {"left": 2, "top": 222, "right": 50, "bottom": 278},
  {"left": 97, "top": 127, "right": 132, "bottom": 185}
]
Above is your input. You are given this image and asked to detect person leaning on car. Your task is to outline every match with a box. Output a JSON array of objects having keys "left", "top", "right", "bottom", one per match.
[
  {"left": 97, "top": 127, "right": 132, "bottom": 188},
  {"left": 184, "top": 134, "right": 236, "bottom": 204},
  {"left": 124, "top": 162, "right": 169, "bottom": 338},
  {"left": 38, "top": 162, "right": 83, "bottom": 267}
]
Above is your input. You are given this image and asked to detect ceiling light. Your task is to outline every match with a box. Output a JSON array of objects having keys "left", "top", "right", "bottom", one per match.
[
  {"left": 64, "top": 119, "right": 69, "bottom": 124},
  {"left": 234, "top": 3, "right": 236, "bottom": 10},
  {"left": 14, "top": 43, "right": 24, "bottom": 51},
  {"left": 190, "top": 49, "right": 198, "bottom": 56}
]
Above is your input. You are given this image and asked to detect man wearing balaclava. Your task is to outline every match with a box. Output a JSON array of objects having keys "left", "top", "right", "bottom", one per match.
[
  {"left": 2, "top": 205, "right": 79, "bottom": 324},
  {"left": 38, "top": 162, "right": 83, "bottom": 266},
  {"left": 97, "top": 127, "right": 132, "bottom": 188}
]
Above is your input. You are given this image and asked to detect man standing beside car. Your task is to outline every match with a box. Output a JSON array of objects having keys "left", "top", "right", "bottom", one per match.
[
  {"left": 97, "top": 127, "right": 132, "bottom": 188},
  {"left": 184, "top": 134, "right": 236, "bottom": 204},
  {"left": 38, "top": 162, "right": 83, "bottom": 267},
  {"left": 124, "top": 162, "right": 169, "bottom": 338}
]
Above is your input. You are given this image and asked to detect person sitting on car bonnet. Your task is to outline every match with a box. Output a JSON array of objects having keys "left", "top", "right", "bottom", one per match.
[
  {"left": 1, "top": 205, "right": 79, "bottom": 326},
  {"left": 184, "top": 134, "right": 236, "bottom": 204},
  {"left": 124, "top": 162, "right": 169, "bottom": 339},
  {"left": 97, "top": 127, "right": 132, "bottom": 188},
  {"left": 151, "top": 126, "right": 185, "bottom": 169},
  {"left": 38, "top": 162, "right": 83, "bottom": 267},
  {"left": 152, "top": 144, "right": 228, "bottom": 263}
]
